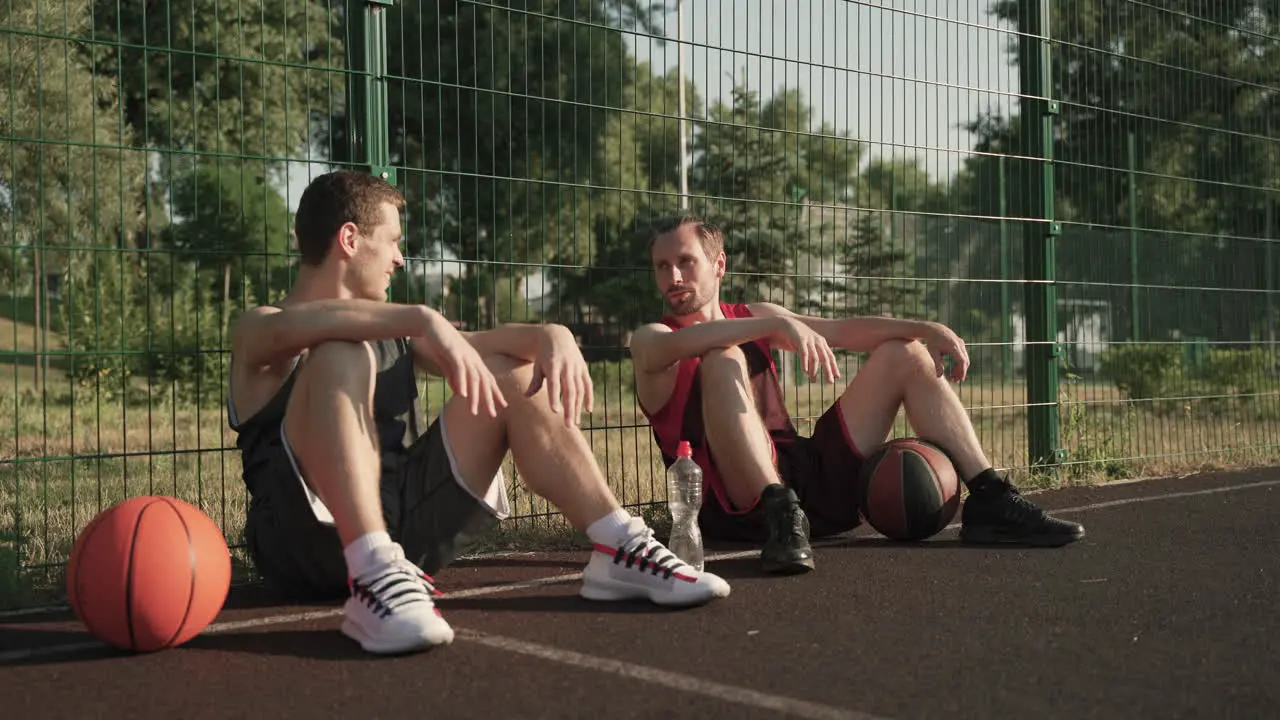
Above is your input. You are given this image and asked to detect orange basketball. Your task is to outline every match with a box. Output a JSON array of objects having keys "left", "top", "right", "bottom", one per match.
[
  {"left": 858, "top": 438, "right": 961, "bottom": 541},
  {"left": 66, "top": 496, "right": 231, "bottom": 652}
]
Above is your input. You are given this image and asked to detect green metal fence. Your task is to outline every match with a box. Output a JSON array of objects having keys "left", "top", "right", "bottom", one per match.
[{"left": 2, "top": 0, "right": 1277, "bottom": 605}]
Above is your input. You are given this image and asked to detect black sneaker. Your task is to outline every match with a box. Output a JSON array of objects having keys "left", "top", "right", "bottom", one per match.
[
  {"left": 959, "top": 478, "right": 1085, "bottom": 547},
  {"left": 760, "top": 485, "right": 816, "bottom": 574}
]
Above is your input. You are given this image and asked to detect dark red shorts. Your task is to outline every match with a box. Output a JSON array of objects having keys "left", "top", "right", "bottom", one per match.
[{"left": 697, "top": 401, "right": 865, "bottom": 542}]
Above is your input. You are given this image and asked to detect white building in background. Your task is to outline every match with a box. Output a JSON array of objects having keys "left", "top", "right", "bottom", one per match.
[{"left": 1011, "top": 299, "right": 1114, "bottom": 375}]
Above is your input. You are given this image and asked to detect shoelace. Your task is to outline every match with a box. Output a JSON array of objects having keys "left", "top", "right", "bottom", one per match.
[
  {"left": 351, "top": 562, "right": 444, "bottom": 619},
  {"left": 994, "top": 487, "right": 1046, "bottom": 524},
  {"left": 612, "top": 529, "right": 689, "bottom": 579},
  {"left": 768, "top": 497, "right": 807, "bottom": 545}
]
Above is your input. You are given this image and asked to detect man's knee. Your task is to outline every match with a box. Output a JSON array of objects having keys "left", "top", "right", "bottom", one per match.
[
  {"left": 299, "top": 340, "right": 377, "bottom": 383},
  {"left": 699, "top": 345, "right": 748, "bottom": 376},
  {"left": 483, "top": 352, "right": 535, "bottom": 395},
  {"left": 870, "top": 339, "right": 934, "bottom": 378},
  {"left": 288, "top": 341, "right": 377, "bottom": 425}
]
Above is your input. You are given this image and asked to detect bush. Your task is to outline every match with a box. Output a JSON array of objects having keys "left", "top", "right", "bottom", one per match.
[
  {"left": 1099, "top": 345, "right": 1182, "bottom": 400},
  {"left": 1197, "top": 348, "right": 1272, "bottom": 397},
  {"left": 589, "top": 358, "right": 637, "bottom": 401}
]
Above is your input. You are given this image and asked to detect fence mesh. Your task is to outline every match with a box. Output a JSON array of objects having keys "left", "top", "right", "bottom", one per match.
[{"left": 2, "top": 0, "right": 1277, "bottom": 605}]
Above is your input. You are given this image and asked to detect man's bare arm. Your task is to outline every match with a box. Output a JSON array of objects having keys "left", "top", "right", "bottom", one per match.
[
  {"left": 749, "top": 302, "right": 970, "bottom": 381},
  {"left": 629, "top": 317, "right": 785, "bottom": 374},
  {"left": 465, "top": 323, "right": 556, "bottom": 361},
  {"left": 749, "top": 302, "right": 934, "bottom": 353},
  {"left": 411, "top": 323, "right": 558, "bottom": 375},
  {"left": 413, "top": 322, "right": 595, "bottom": 426},
  {"left": 232, "top": 300, "right": 439, "bottom": 370}
]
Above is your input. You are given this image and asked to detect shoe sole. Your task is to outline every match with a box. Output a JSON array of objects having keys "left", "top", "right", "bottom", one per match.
[
  {"left": 340, "top": 618, "right": 455, "bottom": 655},
  {"left": 579, "top": 582, "right": 730, "bottom": 606},
  {"left": 959, "top": 526, "right": 1086, "bottom": 547}
]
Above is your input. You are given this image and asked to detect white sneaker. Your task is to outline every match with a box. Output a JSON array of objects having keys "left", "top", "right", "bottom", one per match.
[
  {"left": 580, "top": 525, "right": 731, "bottom": 606},
  {"left": 341, "top": 544, "right": 455, "bottom": 654}
]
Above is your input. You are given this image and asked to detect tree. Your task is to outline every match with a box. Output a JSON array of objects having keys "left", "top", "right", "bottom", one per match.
[
  {"left": 87, "top": 0, "right": 343, "bottom": 172},
  {"left": 550, "top": 60, "right": 701, "bottom": 329},
  {"left": 688, "top": 86, "right": 815, "bottom": 305},
  {"left": 324, "top": 0, "right": 665, "bottom": 327},
  {"left": 953, "top": 0, "right": 1280, "bottom": 343},
  {"left": 1, "top": 0, "right": 151, "bottom": 391},
  {"left": 164, "top": 160, "right": 293, "bottom": 338}
]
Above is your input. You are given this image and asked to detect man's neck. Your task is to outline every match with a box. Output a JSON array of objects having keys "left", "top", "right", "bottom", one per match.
[{"left": 282, "top": 267, "right": 352, "bottom": 306}]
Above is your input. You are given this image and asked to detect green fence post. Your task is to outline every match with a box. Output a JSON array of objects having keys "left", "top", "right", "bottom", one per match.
[
  {"left": 347, "top": 0, "right": 396, "bottom": 185},
  {"left": 1268, "top": 199, "right": 1275, "bottom": 373},
  {"left": 1128, "top": 130, "right": 1140, "bottom": 342},
  {"left": 999, "top": 155, "right": 1012, "bottom": 383},
  {"left": 1017, "top": 0, "right": 1063, "bottom": 470}
]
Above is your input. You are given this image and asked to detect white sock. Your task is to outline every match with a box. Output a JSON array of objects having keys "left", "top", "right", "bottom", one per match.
[
  {"left": 585, "top": 509, "right": 643, "bottom": 547},
  {"left": 343, "top": 530, "right": 393, "bottom": 579}
]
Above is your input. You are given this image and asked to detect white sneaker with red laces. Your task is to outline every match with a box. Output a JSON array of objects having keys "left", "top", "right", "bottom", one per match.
[
  {"left": 580, "top": 526, "right": 731, "bottom": 606},
  {"left": 341, "top": 544, "right": 455, "bottom": 654}
]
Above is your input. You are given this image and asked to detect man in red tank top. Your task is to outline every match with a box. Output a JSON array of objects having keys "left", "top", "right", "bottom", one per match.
[{"left": 630, "top": 214, "right": 1085, "bottom": 575}]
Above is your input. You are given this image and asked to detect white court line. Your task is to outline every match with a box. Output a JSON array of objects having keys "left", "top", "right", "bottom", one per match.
[
  {"left": 457, "top": 628, "right": 884, "bottom": 720},
  {"left": 4, "top": 475, "right": 1279, "bottom": 665},
  {"left": 1034, "top": 478, "right": 1280, "bottom": 515},
  {"left": 0, "top": 547, "right": 766, "bottom": 664}
]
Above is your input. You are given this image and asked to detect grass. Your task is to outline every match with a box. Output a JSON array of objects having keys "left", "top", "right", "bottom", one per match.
[{"left": 5, "top": 330, "right": 1280, "bottom": 609}]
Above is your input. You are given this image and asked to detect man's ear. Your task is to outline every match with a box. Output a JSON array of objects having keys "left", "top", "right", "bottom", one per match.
[
  {"left": 714, "top": 251, "right": 727, "bottom": 280},
  {"left": 335, "top": 221, "right": 360, "bottom": 259}
]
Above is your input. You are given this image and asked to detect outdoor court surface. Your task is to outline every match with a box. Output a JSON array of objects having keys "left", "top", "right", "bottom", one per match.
[{"left": 3, "top": 468, "right": 1278, "bottom": 719}]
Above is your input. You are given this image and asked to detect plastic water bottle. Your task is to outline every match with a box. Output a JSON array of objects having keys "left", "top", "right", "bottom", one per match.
[{"left": 667, "top": 440, "right": 705, "bottom": 571}]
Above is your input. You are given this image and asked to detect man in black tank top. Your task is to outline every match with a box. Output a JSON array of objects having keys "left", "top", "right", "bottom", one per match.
[{"left": 227, "top": 172, "right": 729, "bottom": 656}]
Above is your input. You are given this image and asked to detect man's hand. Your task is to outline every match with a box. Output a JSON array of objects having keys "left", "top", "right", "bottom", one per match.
[
  {"left": 526, "top": 325, "right": 594, "bottom": 426},
  {"left": 419, "top": 314, "right": 509, "bottom": 417},
  {"left": 919, "top": 322, "right": 970, "bottom": 383},
  {"left": 771, "top": 316, "right": 841, "bottom": 384}
]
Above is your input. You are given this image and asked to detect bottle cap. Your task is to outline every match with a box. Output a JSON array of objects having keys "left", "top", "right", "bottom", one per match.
[{"left": 677, "top": 441, "right": 692, "bottom": 457}]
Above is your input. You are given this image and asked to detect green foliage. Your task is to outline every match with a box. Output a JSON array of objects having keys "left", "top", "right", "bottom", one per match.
[
  {"left": 957, "top": 0, "right": 1280, "bottom": 345},
  {"left": 87, "top": 0, "right": 343, "bottom": 164},
  {"left": 1100, "top": 344, "right": 1277, "bottom": 414},
  {"left": 59, "top": 253, "right": 150, "bottom": 401},
  {"left": 561, "top": 205, "right": 669, "bottom": 329},
  {"left": 129, "top": 255, "right": 234, "bottom": 404},
  {"left": 1100, "top": 345, "right": 1183, "bottom": 401},
  {"left": 356, "top": 0, "right": 664, "bottom": 328},
  {"left": 445, "top": 270, "right": 540, "bottom": 328},
  {"left": 690, "top": 85, "right": 864, "bottom": 308},
  {"left": 58, "top": 252, "right": 230, "bottom": 405},
  {"left": 1059, "top": 369, "right": 1137, "bottom": 482},
  {"left": 1193, "top": 349, "right": 1276, "bottom": 417},
  {"left": 588, "top": 357, "right": 637, "bottom": 400},
  {"left": 0, "top": 0, "right": 151, "bottom": 258},
  {"left": 164, "top": 160, "right": 294, "bottom": 326}
]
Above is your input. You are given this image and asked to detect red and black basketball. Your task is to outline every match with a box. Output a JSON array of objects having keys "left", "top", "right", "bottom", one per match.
[{"left": 858, "top": 438, "right": 961, "bottom": 541}]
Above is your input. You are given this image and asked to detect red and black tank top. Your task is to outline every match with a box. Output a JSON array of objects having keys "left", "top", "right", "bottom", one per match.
[{"left": 640, "top": 302, "right": 799, "bottom": 511}]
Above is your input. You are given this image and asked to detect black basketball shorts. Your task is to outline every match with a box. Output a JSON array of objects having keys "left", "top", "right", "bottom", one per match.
[
  {"left": 243, "top": 413, "right": 508, "bottom": 602},
  {"left": 697, "top": 400, "right": 866, "bottom": 542}
]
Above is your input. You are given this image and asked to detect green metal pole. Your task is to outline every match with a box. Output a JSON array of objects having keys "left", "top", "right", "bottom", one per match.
[
  {"left": 1129, "top": 131, "right": 1139, "bottom": 342},
  {"left": 1267, "top": 198, "right": 1275, "bottom": 373},
  {"left": 347, "top": 0, "right": 395, "bottom": 184},
  {"left": 1267, "top": 114, "right": 1275, "bottom": 375},
  {"left": 1000, "top": 155, "right": 1012, "bottom": 383},
  {"left": 1017, "top": 0, "right": 1063, "bottom": 469}
]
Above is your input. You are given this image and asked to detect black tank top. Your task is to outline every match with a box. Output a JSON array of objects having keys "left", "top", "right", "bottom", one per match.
[{"left": 227, "top": 338, "right": 425, "bottom": 494}]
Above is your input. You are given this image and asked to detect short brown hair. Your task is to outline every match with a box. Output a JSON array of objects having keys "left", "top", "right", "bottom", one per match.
[
  {"left": 650, "top": 212, "right": 724, "bottom": 259},
  {"left": 294, "top": 170, "right": 406, "bottom": 265}
]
